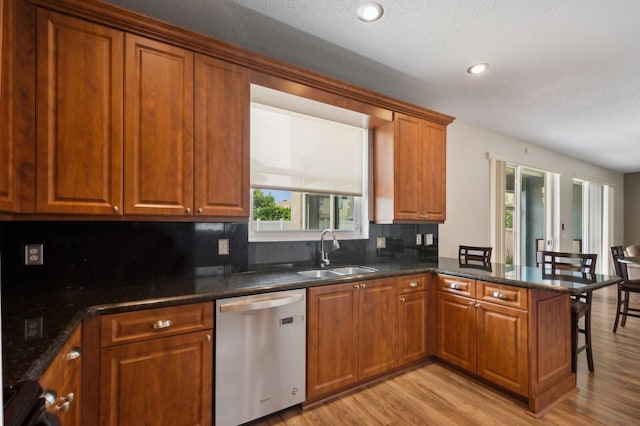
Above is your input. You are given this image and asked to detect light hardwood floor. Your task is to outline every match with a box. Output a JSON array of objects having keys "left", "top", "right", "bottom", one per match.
[{"left": 253, "top": 285, "right": 640, "bottom": 425}]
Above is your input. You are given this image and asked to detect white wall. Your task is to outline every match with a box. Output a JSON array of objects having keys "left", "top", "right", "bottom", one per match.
[
  {"left": 624, "top": 172, "right": 640, "bottom": 245},
  {"left": 439, "top": 120, "right": 624, "bottom": 263}
]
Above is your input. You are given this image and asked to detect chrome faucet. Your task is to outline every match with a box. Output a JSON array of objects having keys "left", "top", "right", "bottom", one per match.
[{"left": 320, "top": 228, "right": 340, "bottom": 267}]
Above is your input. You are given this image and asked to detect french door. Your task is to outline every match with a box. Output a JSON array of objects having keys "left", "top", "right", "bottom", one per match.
[{"left": 504, "top": 164, "right": 558, "bottom": 267}]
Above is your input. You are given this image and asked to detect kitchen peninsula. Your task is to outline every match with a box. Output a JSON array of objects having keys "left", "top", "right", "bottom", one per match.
[{"left": 2, "top": 258, "right": 619, "bottom": 420}]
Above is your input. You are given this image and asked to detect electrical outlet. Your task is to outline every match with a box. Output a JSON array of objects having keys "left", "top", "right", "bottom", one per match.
[
  {"left": 376, "top": 237, "right": 386, "bottom": 249},
  {"left": 24, "top": 243, "right": 44, "bottom": 265},
  {"left": 24, "top": 317, "right": 43, "bottom": 340},
  {"left": 218, "top": 238, "right": 230, "bottom": 256},
  {"left": 425, "top": 234, "right": 434, "bottom": 246},
  {"left": 416, "top": 234, "right": 422, "bottom": 245}
]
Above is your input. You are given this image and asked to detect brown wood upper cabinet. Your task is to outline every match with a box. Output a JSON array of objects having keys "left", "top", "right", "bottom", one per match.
[
  {"left": 36, "top": 10, "right": 124, "bottom": 215},
  {"left": 33, "top": 9, "right": 249, "bottom": 219},
  {"left": 194, "top": 54, "right": 250, "bottom": 217},
  {"left": 124, "top": 34, "right": 194, "bottom": 216},
  {"left": 374, "top": 113, "right": 446, "bottom": 223}
]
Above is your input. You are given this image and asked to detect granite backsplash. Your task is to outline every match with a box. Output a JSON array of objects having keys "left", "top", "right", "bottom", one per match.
[{"left": 0, "top": 221, "right": 437, "bottom": 295}]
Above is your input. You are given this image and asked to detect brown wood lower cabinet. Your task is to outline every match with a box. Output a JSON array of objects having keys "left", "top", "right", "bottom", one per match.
[
  {"left": 398, "top": 275, "right": 429, "bottom": 365},
  {"left": 39, "top": 324, "right": 83, "bottom": 426},
  {"left": 307, "top": 277, "right": 401, "bottom": 401},
  {"left": 437, "top": 276, "right": 528, "bottom": 396},
  {"left": 307, "top": 275, "right": 431, "bottom": 403},
  {"left": 437, "top": 275, "right": 574, "bottom": 414},
  {"left": 89, "top": 302, "right": 214, "bottom": 426},
  {"left": 99, "top": 330, "right": 212, "bottom": 426}
]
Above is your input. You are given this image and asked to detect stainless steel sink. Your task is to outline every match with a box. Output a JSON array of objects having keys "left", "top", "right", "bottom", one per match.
[
  {"left": 297, "top": 266, "right": 378, "bottom": 278},
  {"left": 296, "top": 269, "right": 341, "bottom": 279},
  {"left": 329, "top": 266, "right": 378, "bottom": 275}
]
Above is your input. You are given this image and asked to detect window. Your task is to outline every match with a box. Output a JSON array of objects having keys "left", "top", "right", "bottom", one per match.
[{"left": 249, "top": 87, "right": 369, "bottom": 241}]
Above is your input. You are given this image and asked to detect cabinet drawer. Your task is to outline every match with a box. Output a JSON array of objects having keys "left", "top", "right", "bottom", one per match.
[
  {"left": 100, "top": 302, "right": 214, "bottom": 347},
  {"left": 438, "top": 275, "right": 476, "bottom": 297},
  {"left": 398, "top": 274, "right": 426, "bottom": 293},
  {"left": 477, "top": 281, "right": 528, "bottom": 310}
]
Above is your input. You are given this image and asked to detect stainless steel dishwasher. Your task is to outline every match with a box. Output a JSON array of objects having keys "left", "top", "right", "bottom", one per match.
[{"left": 215, "top": 289, "right": 306, "bottom": 426}]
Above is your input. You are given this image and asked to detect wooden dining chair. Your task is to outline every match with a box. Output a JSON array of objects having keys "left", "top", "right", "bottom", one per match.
[
  {"left": 541, "top": 250, "right": 597, "bottom": 373},
  {"left": 458, "top": 245, "right": 492, "bottom": 264},
  {"left": 610, "top": 246, "right": 640, "bottom": 332}
]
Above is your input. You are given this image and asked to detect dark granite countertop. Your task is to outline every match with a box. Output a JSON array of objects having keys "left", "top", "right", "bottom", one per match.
[{"left": 1, "top": 257, "right": 620, "bottom": 385}]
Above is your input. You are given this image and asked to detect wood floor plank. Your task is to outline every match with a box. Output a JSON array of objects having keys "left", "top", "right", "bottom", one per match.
[{"left": 252, "top": 285, "right": 640, "bottom": 425}]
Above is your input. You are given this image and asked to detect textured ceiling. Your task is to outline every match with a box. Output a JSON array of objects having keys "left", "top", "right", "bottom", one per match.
[{"left": 105, "top": 0, "right": 640, "bottom": 173}]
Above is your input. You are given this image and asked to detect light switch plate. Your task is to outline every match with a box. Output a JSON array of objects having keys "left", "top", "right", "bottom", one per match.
[
  {"left": 218, "top": 238, "right": 230, "bottom": 256},
  {"left": 376, "top": 237, "right": 386, "bottom": 249},
  {"left": 416, "top": 234, "right": 422, "bottom": 245},
  {"left": 425, "top": 234, "right": 434, "bottom": 246}
]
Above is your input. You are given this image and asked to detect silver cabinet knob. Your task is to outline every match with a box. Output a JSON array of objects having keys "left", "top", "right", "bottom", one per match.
[
  {"left": 205, "top": 334, "right": 212, "bottom": 342},
  {"left": 186, "top": 208, "right": 191, "bottom": 214},
  {"left": 410, "top": 282, "right": 418, "bottom": 288},
  {"left": 198, "top": 207, "right": 203, "bottom": 214},
  {"left": 400, "top": 297, "right": 406, "bottom": 303},
  {"left": 67, "top": 347, "right": 81, "bottom": 361},
  {"left": 113, "top": 206, "right": 119, "bottom": 213},
  {"left": 354, "top": 284, "right": 360, "bottom": 289},
  {"left": 361, "top": 283, "right": 366, "bottom": 289}
]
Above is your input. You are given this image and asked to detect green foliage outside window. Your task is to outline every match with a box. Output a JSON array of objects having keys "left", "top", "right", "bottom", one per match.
[
  {"left": 505, "top": 209, "right": 513, "bottom": 229},
  {"left": 253, "top": 190, "right": 291, "bottom": 221}
]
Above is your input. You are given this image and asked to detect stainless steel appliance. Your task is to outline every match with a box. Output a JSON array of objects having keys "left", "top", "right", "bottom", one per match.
[{"left": 215, "top": 289, "right": 306, "bottom": 426}]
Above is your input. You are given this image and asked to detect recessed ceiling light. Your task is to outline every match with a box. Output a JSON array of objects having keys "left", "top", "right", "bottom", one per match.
[
  {"left": 467, "top": 63, "right": 489, "bottom": 75},
  {"left": 357, "top": 2, "right": 384, "bottom": 22}
]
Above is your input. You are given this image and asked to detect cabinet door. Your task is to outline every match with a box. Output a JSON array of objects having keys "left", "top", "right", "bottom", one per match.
[
  {"left": 124, "top": 34, "right": 193, "bottom": 216},
  {"left": 99, "top": 330, "right": 212, "bottom": 426},
  {"left": 0, "top": 0, "right": 14, "bottom": 212},
  {"left": 307, "top": 283, "right": 359, "bottom": 399},
  {"left": 437, "top": 292, "right": 476, "bottom": 371},
  {"left": 358, "top": 278, "right": 399, "bottom": 379},
  {"left": 399, "top": 291, "right": 428, "bottom": 365},
  {"left": 476, "top": 302, "right": 528, "bottom": 396},
  {"left": 35, "top": 10, "right": 123, "bottom": 215},
  {"left": 39, "top": 325, "right": 82, "bottom": 426},
  {"left": 393, "top": 113, "right": 422, "bottom": 220},
  {"left": 421, "top": 120, "right": 446, "bottom": 221},
  {"left": 194, "top": 54, "right": 249, "bottom": 218}
]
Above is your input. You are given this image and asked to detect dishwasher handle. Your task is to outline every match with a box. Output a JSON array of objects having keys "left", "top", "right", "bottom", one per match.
[{"left": 219, "top": 293, "right": 304, "bottom": 313}]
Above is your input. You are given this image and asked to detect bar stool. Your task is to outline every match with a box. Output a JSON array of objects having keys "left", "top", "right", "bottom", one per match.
[{"left": 541, "top": 251, "right": 597, "bottom": 373}]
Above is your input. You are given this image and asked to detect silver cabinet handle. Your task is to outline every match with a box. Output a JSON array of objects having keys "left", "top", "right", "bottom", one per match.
[
  {"left": 475, "top": 303, "right": 481, "bottom": 308},
  {"left": 205, "top": 334, "right": 211, "bottom": 342},
  {"left": 67, "top": 347, "right": 81, "bottom": 361},
  {"left": 113, "top": 206, "right": 119, "bottom": 213},
  {"left": 354, "top": 284, "right": 360, "bottom": 289},
  {"left": 492, "top": 291, "right": 509, "bottom": 299},
  {"left": 400, "top": 297, "right": 406, "bottom": 303},
  {"left": 56, "top": 401, "right": 70, "bottom": 412},
  {"left": 152, "top": 319, "right": 173, "bottom": 329},
  {"left": 198, "top": 207, "right": 203, "bottom": 214},
  {"left": 361, "top": 283, "right": 366, "bottom": 289},
  {"left": 468, "top": 301, "right": 474, "bottom": 306},
  {"left": 449, "top": 283, "right": 462, "bottom": 290},
  {"left": 186, "top": 208, "right": 191, "bottom": 214},
  {"left": 410, "top": 282, "right": 418, "bottom": 288}
]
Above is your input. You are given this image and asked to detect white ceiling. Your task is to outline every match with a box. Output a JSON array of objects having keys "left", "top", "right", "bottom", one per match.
[{"left": 105, "top": 0, "right": 640, "bottom": 173}]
